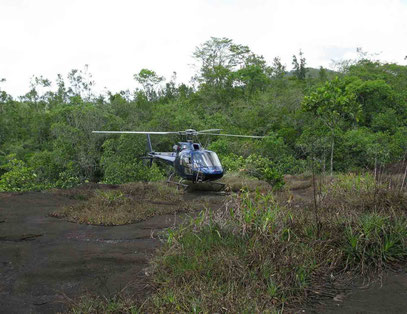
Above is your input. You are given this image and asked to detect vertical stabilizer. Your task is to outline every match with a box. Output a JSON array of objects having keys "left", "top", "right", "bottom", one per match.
[{"left": 146, "top": 134, "right": 153, "bottom": 152}]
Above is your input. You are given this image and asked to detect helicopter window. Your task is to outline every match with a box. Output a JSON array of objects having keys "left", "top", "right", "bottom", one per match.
[
  {"left": 193, "top": 152, "right": 221, "bottom": 167},
  {"left": 181, "top": 155, "right": 191, "bottom": 167},
  {"left": 193, "top": 143, "right": 200, "bottom": 150}
]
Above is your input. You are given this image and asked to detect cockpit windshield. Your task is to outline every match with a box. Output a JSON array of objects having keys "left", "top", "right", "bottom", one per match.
[{"left": 193, "top": 151, "right": 221, "bottom": 167}]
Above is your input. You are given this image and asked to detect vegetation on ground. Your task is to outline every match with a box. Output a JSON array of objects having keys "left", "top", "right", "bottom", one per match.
[
  {"left": 221, "top": 171, "right": 274, "bottom": 193},
  {"left": 67, "top": 173, "right": 407, "bottom": 313},
  {"left": 51, "top": 182, "right": 196, "bottom": 225},
  {"left": 142, "top": 175, "right": 406, "bottom": 312}
]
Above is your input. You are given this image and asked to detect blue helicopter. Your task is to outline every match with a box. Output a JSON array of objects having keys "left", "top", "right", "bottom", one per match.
[{"left": 92, "top": 129, "right": 264, "bottom": 188}]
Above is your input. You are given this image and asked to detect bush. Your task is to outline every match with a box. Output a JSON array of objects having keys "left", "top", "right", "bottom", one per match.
[
  {"left": 29, "top": 151, "right": 61, "bottom": 185},
  {"left": 56, "top": 161, "right": 83, "bottom": 188},
  {"left": 0, "top": 155, "right": 41, "bottom": 191},
  {"left": 221, "top": 153, "right": 285, "bottom": 189},
  {"left": 102, "top": 160, "right": 163, "bottom": 184}
]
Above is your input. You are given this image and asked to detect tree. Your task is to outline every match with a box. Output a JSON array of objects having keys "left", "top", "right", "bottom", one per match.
[
  {"left": 303, "top": 77, "right": 361, "bottom": 174},
  {"left": 292, "top": 50, "right": 307, "bottom": 80},
  {"left": 22, "top": 75, "right": 52, "bottom": 111},
  {"left": 232, "top": 54, "right": 271, "bottom": 99},
  {"left": 271, "top": 57, "right": 286, "bottom": 78},
  {"left": 133, "top": 69, "right": 164, "bottom": 101},
  {"left": 346, "top": 78, "right": 396, "bottom": 127},
  {"left": 66, "top": 65, "right": 95, "bottom": 102},
  {"left": 193, "top": 37, "right": 251, "bottom": 87},
  {"left": 318, "top": 66, "right": 327, "bottom": 82}
]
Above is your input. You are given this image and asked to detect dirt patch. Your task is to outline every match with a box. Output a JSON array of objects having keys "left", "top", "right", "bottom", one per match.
[
  {"left": 304, "top": 271, "right": 407, "bottom": 313},
  {"left": 0, "top": 185, "right": 225, "bottom": 313}
]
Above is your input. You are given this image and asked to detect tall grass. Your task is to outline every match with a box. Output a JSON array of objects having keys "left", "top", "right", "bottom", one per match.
[
  {"left": 67, "top": 174, "right": 407, "bottom": 313},
  {"left": 143, "top": 176, "right": 407, "bottom": 312}
]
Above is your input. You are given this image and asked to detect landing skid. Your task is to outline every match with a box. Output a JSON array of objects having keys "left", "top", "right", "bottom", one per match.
[
  {"left": 167, "top": 173, "right": 226, "bottom": 192},
  {"left": 166, "top": 173, "right": 189, "bottom": 191}
]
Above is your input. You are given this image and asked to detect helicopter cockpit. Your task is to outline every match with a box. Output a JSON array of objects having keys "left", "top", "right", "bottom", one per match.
[{"left": 192, "top": 151, "right": 221, "bottom": 168}]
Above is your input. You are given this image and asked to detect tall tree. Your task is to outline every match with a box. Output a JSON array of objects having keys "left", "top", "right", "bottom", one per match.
[
  {"left": 292, "top": 50, "right": 307, "bottom": 80},
  {"left": 303, "top": 77, "right": 361, "bottom": 174},
  {"left": 133, "top": 69, "right": 164, "bottom": 101},
  {"left": 193, "top": 37, "right": 250, "bottom": 87}
]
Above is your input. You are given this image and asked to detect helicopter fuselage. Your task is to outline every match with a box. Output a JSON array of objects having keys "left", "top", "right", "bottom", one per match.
[{"left": 150, "top": 141, "right": 223, "bottom": 182}]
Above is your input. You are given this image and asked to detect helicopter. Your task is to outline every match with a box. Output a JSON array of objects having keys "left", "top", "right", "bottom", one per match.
[{"left": 92, "top": 128, "right": 265, "bottom": 189}]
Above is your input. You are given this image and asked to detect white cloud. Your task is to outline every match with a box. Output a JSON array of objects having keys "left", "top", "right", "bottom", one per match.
[{"left": 1, "top": 0, "right": 406, "bottom": 96}]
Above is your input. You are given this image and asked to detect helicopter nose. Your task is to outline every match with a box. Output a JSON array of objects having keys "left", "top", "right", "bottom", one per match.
[{"left": 201, "top": 166, "right": 223, "bottom": 174}]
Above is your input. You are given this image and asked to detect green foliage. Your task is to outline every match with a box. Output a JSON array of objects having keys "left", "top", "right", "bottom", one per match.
[
  {"left": 29, "top": 151, "right": 61, "bottom": 184},
  {"left": 220, "top": 153, "right": 285, "bottom": 188},
  {"left": 56, "top": 161, "right": 83, "bottom": 188},
  {"left": 0, "top": 38, "right": 407, "bottom": 191},
  {"left": 0, "top": 155, "right": 40, "bottom": 191},
  {"left": 303, "top": 76, "right": 361, "bottom": 125},
  {"left": 331, "top": 172, "right": 376, "bottom": 194},
  {"left": 342, "top": 128, "right": 398, "bottom": 169},
  {"left": 100, "top": 135, "right": 164, "bottom": 184},
  {"left": 102, "top": 160, "right": 163, "bottom": 184},
  {"left": 345, "top": 213, "right": 407, "bottom": 268},
  {"left": 133, "top": 69, "right": 164, "bottom": 101},
  {"left": 292, "top": 50, "right": 307, "bottom": 80}
]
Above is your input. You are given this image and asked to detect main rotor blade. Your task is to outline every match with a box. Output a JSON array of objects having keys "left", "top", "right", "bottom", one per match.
[
  {"left": 92, "top": 131, "right": 179, "bottom": 135},
  {"left": 197, "top": 129, "right": 222, "bottom": 133},
  {"left": 197, "top": 132, "right": 265, "bottom": 139}
]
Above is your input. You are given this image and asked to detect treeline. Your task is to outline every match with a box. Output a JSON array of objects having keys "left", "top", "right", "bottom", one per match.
[{"left": 0, "top": 38, "right": 406, "bottom": 191}]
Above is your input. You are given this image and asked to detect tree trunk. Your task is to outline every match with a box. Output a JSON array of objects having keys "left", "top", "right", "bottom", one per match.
[
  {"left": 401, "top": 161, "right": 407, "bottom": 191},
  {"left": 330, "top": 138, "right": 334, "bottom": 176},
  {"left": 311, "top": 155, "right": 320, "bottom": 237},
  {"left": 374, "top": 157, "right": 377, "bottom": 181}
]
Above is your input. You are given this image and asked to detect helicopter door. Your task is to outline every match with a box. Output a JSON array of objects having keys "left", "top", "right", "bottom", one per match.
[{"left": 181, "top": 155, "right": 192, "bottom": 175}]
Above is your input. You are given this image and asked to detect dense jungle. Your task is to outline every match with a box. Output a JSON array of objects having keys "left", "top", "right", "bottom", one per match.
[{"left": 1, "top": 37, "right": 406, "bottom": 191}]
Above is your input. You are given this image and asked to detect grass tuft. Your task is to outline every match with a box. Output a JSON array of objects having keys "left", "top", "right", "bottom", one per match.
[
  {"left": 50, "top": 181, "right": 196, "bottom": 225},
  {"left": 221, "top": 172, "right": 273, "bottom": 193}
]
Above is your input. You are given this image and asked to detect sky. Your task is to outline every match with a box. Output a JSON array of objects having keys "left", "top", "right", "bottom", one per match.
[{"left": 1, "top": 0, "right": 407, "bottom": 97}]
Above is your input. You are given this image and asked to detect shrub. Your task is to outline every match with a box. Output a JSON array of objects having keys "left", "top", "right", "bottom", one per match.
[
  {"left": 0, "top": 155, "right": 43, "bottom": 191},
  {"left": 0, "top": 154, "right": 84, "bottom": 191},
  {"left": 29, "top": 150, "right": 61, "bottom": 185},
  {"left": 55, "top": 161, "right": 83, "bottom": 189},
  {"left": 102, "top": 160, "right": 163, "bottom": 184},
  {"left": 220, "top": 153, "right": 285, "bottom": 189}
]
